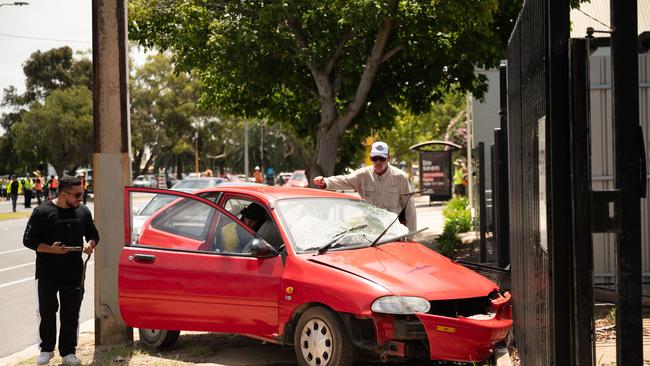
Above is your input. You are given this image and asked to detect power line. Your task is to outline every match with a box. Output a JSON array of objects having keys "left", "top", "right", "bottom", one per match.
[
  {"left": 0, "top": 32, "right": 90, "bottom": 44},
  {"left": 575, "top": 8, "right": 611, "bottom": 30}
]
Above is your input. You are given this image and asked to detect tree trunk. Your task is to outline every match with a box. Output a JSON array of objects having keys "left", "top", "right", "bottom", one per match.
[
  {"left": 132, "top": 150, "right": 144, "bottom": 178},
  {"left": 308, "top": 121, "right": 342, "bottom": 186},
  {"left": 176, "top": 160, "right": 183, "bottom": 179}
]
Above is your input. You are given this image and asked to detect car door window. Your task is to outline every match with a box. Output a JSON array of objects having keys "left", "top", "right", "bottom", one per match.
[
  {"left": 223, "top": 197, "right": 284, "bottom": 250},
  {"left": 224, "top": 198, "right": 252, "bottom": 218},
  {"left": 212, "top": 213, "right": 256, "bottom": 255},
  {"left": 150, "top": 197, "right": 213, "bottom": 242},
  {"left": 130, "top": 190, "right": 261, "bottom": 255}
]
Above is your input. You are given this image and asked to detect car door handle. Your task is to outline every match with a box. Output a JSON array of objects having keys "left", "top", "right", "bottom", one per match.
[{"left": 133, "top": 254, "right": 156, "bottom": 263}]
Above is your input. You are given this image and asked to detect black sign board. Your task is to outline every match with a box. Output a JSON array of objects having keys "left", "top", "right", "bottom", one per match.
[{"left": 419, "top": 150, "right": 452, "bottom": 201}]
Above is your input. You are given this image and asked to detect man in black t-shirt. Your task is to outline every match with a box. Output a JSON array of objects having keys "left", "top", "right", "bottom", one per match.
[{"left": 23, "top": 176, "right": 99, "bottom": 365}]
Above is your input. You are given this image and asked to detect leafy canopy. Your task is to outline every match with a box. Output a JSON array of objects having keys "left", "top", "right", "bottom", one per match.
[{"left": 129, "top": 1, "right": 512, "bottom": 154}]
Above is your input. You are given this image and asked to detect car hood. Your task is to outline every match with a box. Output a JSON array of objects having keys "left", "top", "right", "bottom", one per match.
[{"left": 307, "top": 242, "right": 498, "bottom": 300}]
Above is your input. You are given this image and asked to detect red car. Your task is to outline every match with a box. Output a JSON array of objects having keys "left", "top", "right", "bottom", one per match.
[
  {"left": 284, "top": 169, "right": 309, "bottom": 188},
  {"left": 119, "top": 186, "right": 512, "bottom": 365}
]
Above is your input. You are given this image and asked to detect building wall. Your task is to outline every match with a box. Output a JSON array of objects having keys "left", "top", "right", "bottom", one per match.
[
  {"left": 591, "top": 53, "right": 650, "bottom": 284},
  {"left": 469, "top": 68, "right": 501, "bottom": 191}
]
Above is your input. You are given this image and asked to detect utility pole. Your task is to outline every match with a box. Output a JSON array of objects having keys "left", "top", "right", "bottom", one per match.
[
  {"left": 92, "top": 0, "right": 131, "bottom": 345},
  {"left": 195, "top": 131, "right": 199, "bottom": 175},
  {"left": 244, "top": 120, "right": 249, "bottom": 179},
  {"left": 260, "top": 121, "right": 264, "bottom": 174}
]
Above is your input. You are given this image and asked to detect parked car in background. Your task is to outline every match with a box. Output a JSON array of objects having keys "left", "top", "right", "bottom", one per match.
[
  {"left": 75, "top": 168, "right": 93, "bottom": 193},
  {"left": 132, "top": 177, "right": 225, "bottom": 234},
  {"left": 171, "top": 177, "right": 226, "bottom": 192},
  {"left": 133, "top": 175, "right": 159, "bottom": 188},
  {"left": 285, "top": 170, "right": 308, "bottom": 188},
  {"left": 276, "top": 172, "right": 292, "bottom": 186},
  {"left": 120, "top": 186, "right": 512, "bottom": 365}
]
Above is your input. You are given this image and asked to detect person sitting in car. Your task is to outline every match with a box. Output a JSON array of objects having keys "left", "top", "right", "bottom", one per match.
[{"left": 221, "top": 202, "right": 267, "bottom": 253}]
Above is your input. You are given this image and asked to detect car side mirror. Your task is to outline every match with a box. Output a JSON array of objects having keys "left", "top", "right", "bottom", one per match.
[{"left": 250, "top": 238, "right": 279, "bottom": 259}]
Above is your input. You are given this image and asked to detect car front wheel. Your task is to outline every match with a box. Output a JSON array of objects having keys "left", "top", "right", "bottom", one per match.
[
  {"left": 138, "top": 328, "right": 180, "bottom": 349},
  {"left": 294, "top": 307, "right": 354, "bottom": 366}
]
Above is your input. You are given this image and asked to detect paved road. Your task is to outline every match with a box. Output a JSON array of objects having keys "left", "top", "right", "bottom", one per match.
[
  {"left": 0, "top": 199, "right": 95, "bottom": 358},
  {"left": 0, "top": 194, "right": 443, "bottom": 361}
]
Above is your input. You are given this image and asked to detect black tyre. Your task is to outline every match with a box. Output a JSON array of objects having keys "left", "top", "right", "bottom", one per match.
[
  {"left": 294, "top": 306, "right": 355, "bottom": 366},
  {"left": 138, "top": 328, "right": 180, "bottom": 349}
]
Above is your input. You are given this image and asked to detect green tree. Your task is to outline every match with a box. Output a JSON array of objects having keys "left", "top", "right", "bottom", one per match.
[
  {"left": 379, "top": 91, "right": 465, "bottom": 164},
  {"left": 12, "top": 86, "right": 93, "bottom": 175},
  {"left": 131, "top": 53, "right": 315, "bottom": 177},
  {"left": 130, "top": 53, "right": 207, "bottom": 177},
  {"left": 1, "top": 47, "right": 92, "bottom": 174},
  {"left": 128, "top": 0, "right": 521, "bottom": 181},
  {"left": 219, "top": 119, "right": 313, "bottom": 174}
]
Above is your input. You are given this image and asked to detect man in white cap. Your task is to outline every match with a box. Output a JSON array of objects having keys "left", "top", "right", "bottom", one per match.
[{"left": 313, "top": 141, "right": 417, "bottom": 231}]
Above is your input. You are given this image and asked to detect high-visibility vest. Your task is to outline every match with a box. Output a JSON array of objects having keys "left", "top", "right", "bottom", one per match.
[
  {"left": 35, "top": 178, "right": 43, "bottom": 191},
  {"left": 50, "top": 178, "right": 58, "bottom": 190},
  {"left": 23, "top": 177, "right": 34, "bottom": 190}
]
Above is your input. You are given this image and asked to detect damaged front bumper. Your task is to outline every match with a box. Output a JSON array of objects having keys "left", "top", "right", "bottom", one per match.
[{"left": 371, "top": 291, "right": 512, "bottom": 362}]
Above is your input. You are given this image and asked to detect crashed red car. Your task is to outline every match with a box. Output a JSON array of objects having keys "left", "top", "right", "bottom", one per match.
[{"left": 119, "top": 186, "right": 512, "bottom": 365}]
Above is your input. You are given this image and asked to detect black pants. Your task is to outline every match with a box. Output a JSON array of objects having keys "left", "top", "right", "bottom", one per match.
[
  {"left": 10, "top": 193, "right": 17, "bottom": 211},
  {"left": 37, "top": 278, "right": 81, "bottom": 356},
  {"left": 25, "top": 189, "right": 32, "bottom": 207},
  {"left": 35, "top": 190, "right": 42, "bottom": 205}
]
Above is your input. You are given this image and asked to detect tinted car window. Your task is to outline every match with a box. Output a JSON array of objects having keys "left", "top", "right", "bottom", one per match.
[{"left": 150, "top": 198, "right": 214, "bottom": 241}]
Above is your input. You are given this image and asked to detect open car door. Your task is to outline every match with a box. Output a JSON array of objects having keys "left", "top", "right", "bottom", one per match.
[{"left": 119, "top": 187, "right": 284, "bottom": 335}]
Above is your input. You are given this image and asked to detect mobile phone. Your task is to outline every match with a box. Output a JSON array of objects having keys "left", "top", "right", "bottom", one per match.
[{"left": 63, "top": 246, "right": 83, "bottom": 252}]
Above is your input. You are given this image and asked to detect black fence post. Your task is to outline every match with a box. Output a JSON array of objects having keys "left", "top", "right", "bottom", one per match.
[
  {"left": 611, "top": 1, "right": 644, "bottom": 364},
  {"left": 569, "top": 37, "right": 594, "bottom": 366},
  {"left": 495, "top": 62, "right": 510, "bottom": 269},
  {"left": 478, "top": 142, "right": 487, "bottom": 263}
]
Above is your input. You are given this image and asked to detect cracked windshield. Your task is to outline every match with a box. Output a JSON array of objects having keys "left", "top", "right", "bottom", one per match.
[{"left": 276, "top": 197, "right": 409, "bottom": 253}]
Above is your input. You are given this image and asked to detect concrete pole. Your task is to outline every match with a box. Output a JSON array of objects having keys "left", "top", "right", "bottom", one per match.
[
  {"left": 244, "top": 120, "right": 249, "bottom": 179},
  {"left": 92, "top": 0, "right": 132, "bottom": 345}
]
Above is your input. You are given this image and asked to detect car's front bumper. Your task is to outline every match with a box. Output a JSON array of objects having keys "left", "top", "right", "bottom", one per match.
[{"left": 371, "top": 292, "right": 512, "bottom": 362}]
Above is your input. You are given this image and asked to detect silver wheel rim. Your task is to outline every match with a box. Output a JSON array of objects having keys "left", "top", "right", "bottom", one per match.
[
  {"left": 143, "top": 329, "right": 161, "bottom": 339},
  {"left": 299, "top": 318, "right": 333, "bottom": 366}
]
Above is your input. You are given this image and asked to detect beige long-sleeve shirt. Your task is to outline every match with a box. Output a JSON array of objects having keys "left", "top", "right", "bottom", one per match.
[{"left": 323, "top": 165, "right": 417, "bottom": 231}]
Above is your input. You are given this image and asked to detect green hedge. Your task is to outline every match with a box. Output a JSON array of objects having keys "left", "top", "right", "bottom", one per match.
[{"left": 437, "top": 197, "right": 471, "bottom": 257}]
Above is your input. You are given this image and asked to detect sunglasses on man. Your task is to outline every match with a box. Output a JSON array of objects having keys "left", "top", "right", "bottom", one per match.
[
  {"left": 63, "top": 191, "right": 84, "bottom": 199},
  {"left": 370, "top": 156, "right": 387, "bottom": 162}
]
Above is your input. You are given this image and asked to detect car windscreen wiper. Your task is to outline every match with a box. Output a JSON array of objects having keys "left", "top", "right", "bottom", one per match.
[
  {"left": 315, "top": 224, "right": 368, "bottom": 255},
  {"left": 369, "top": 191, "right": 420, "bottom": 247},
  {"left": 369, "top": 227, "right": 428, "bottom": 247}
]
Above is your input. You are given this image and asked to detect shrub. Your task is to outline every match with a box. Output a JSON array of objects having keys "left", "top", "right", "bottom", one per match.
[{"left": 436, "top": 197, "right": 471, "bottom": 257}]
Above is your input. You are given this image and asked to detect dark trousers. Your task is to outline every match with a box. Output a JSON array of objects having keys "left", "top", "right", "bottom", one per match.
[
  {"left": 37, "top": 278, "right": 81, "bottom": 356},
  {"left": 35, "top": 190, "right": 42, "bottom": 205},
  {"left": 24, "top": 189, "right": 32, "bottom": 207},
  {"left": 10, "top": 193, "right": 17, "bottom": 211}
]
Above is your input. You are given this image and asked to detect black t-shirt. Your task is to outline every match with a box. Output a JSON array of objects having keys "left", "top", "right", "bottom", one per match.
[
  {"left": 9, "top": 181, "right": 18, "bottom": 195},
  {"left": 23, "top": 202, "right": 100, "bottom": 285}
]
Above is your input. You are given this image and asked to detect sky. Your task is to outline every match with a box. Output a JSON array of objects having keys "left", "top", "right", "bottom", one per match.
[
  {"left": 0, "top": 0, "right": 91, "bottom": 97},
  {"left": 0, "top": 0, "right": 148, "bottom": 133}
]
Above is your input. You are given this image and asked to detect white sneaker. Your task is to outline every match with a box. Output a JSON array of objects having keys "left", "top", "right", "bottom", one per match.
[
  {"left": 62, "top": 354, "right": 81, "bottom": 365},
  {"left": 36, "top": 352, "right": 53, "bottom": 365}
]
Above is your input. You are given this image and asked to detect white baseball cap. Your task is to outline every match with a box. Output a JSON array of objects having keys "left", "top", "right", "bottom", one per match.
[{"left": 370, "top": 141, "right": 389, "bottom": 159}]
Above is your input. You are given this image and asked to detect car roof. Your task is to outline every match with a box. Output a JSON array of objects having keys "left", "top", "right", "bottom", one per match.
[{"left": 193, "top": 185, "right": 360, "bottom": 205}]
